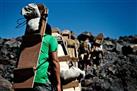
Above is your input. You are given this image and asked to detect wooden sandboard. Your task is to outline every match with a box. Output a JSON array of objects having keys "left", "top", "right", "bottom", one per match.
[
  {"left": 95, "top": 33, "right": 104, "bottom": 44},
  {"left": 63, "top": 80, "right": 79, "bottom": 89},
  {"left": 13, "top": 5, "right": 48, "bottom": 89},
  {"left": 13, "top": 34, "right": 42, "bottom": 89}
]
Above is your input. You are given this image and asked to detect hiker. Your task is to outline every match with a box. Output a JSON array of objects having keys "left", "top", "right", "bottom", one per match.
[
  {"left": 59, "top": 30, "right": 85, "bottom": 83},
  {"left": 33, "top": 23, "right": 61, "bottom": 91},
  {"left": 21, "top": 3, "right": 61, "bottom": 91},
  {"left": 91, "top": 44, "right": 103, "bottom": 67},
  {"left": 77, "top": 32, "right": 93, "bottom": 70},
  {"left": 90, "top": 33, "right": 104, "bottom": 75}
]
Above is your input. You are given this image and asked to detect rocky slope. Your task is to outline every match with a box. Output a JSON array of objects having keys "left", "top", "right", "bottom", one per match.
[
  {"left": 0, "top": 35, "right": 137, "bottom": 91},
  {"left": 81, "top": 35, "right": 137, "bottom": 91}
]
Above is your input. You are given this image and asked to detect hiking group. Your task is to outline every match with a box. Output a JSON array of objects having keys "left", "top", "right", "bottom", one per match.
[{"left": 13, "top": 3, "right": 104, "bottom": 91}]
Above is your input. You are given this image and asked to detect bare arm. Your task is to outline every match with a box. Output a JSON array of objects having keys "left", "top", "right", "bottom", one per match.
[{"left": 51, "top": 51, "right": 61, "bottom": 91}]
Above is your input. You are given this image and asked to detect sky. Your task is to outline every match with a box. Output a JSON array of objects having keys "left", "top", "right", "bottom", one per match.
[{"left": 0, "top": 0, "right": 136, "bottom": 39}]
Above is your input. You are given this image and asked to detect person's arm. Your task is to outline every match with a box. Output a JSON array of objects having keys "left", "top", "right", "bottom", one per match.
[
  {"left": 51, "top": 52, "right": 61, "bottom": 91},
  {"left": 49, "top": 36, "right": 61, "bottom": 91}
]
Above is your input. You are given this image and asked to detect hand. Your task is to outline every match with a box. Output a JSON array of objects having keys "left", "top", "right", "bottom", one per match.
[
  {"left": 57, "top": 84, "right": 61, "bottom": 91},
  {"left": 33, "top": 66, "right": 36, "bottom": 71}
]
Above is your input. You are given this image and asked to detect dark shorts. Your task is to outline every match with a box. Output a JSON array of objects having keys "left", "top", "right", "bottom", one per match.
[{"left": 33, "top": 82, "right": 56, "bottom": 91}]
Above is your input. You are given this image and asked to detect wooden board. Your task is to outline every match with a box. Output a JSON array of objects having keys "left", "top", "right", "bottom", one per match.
[
  {"left": 63, "top": 80, "right": 79, "bottom": 89},
  {"left": 13, "top": 34, "right": 42, "bottom": 89},
  {"left": 95, "top": 33, "right": 104, "bottom": 44},
  {"left": 13, "top": 6, "right": 47, "bottom": 89}
]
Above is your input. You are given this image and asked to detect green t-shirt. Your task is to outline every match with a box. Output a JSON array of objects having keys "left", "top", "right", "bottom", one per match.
[{"left": 34, "top": 34, "right": 58, "bottom": 84}]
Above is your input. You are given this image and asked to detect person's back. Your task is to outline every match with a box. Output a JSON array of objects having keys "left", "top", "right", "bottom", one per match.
[
  {"left": 34, "top": 25, "right": 61, "bottom": 91},
  {"left": 34, "top": 34, "right": 57, "bottom": 84}
]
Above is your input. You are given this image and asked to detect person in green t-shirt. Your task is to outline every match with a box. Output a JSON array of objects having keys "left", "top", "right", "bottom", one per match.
[{"left": 33, "top": 24, "right": 61, "bottom": 91}]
